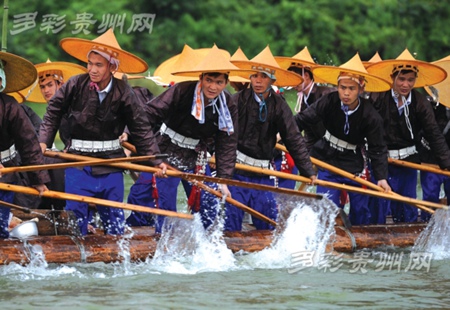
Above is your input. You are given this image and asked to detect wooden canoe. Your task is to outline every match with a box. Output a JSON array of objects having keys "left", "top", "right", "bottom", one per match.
[{"left": 0, "top": 209, "right": 427, "bottom": 265}]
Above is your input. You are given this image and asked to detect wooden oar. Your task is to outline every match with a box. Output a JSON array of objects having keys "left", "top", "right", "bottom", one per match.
[
  {"left": 121, "top": 141, "right": 138, "bottom": 153},
  {"left": 0, "top": 183, "right": 193, "bottom": 220},
  {"left": 224, "top": 160, "right": 447, "bottom": 211},
  {"left": 125, "top": 141, "right": 280, "bottom": 226},
  {"left": 388, "top": 157, "right": 450, "bottom": 178},
  {"left": 0, "top": 154, "right": 168, "bottom": 175},
  {"left": 45, "top": 151, "right": 322, "bottom": 200},
  {"left": 275, "top": 143, "right": 435, "bottom": 214},
  {"left": 44, "top": 151, "right": 276, "bottom": 226},
  {"left": 184, "top": 176, "right": 277, "bottom": 227},
  {"left": 0, "top": 200, "right": 31, "bottom": 213}
]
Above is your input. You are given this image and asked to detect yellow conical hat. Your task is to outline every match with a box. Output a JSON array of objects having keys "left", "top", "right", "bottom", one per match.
[
  {"left": 231, "top": 47, "right": 249, "bottom": 61},
  {"left": 275, "top": 46, "right": 327, "bottom": 83},
  {"left": 275, "top": 46, "right": 317, "bottom": 69},
  {"left": 366, "top": 48, "right": 447, "bottom": 88},
  {"left": 231, "top": 45, "right": 303, "bottom": 87},
  {"left": 60, "top": 28, "right": 148, "bottom": 73},
  {"left": 172, "top": 45, "right": 256, "bottom": 78},
  {"left": 424, "top": 55, "right": 450, "bottom": 107},
  {"left": 362, "top": 51, "right": 383, "bottom": 68},
  {"left": 20, "top": 59, "right": 87, "bottom": 103},
  {"left": 149, "top": 45, "right": 231, "bottom": 86},
  {"left": 312, "top": 53, "right": 392, "bottom": 92}
]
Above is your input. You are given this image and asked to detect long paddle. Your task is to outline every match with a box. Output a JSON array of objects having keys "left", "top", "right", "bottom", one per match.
[
  {"left": 44, "top": 150, "right": 322, "bottom": 200},
  {"left": 388, "top": 157, "right": 450, "bottom": 178},
  {"left": 122, "top": 141, "right": 284, "bottom": 226},
  {"left": 0, "top": 154, "right": 168, "bottom": 175},
  {"left": 275, "top": 143, "right": 436, "bottom": 214},
  {"left": 222, "top": 160, "right": 447, "bottom": 211},
  {"left": 124, "top": 142, "right": 280, "bottom": 226},
  {"left": 0, "top": 182, "right": 193, "bottom": 220},
  {"left": 44, "top": 151, "right": 276, "bottom": 226},
  {"left": 0, "top": 199, "right": 31, "bottom": 213}
]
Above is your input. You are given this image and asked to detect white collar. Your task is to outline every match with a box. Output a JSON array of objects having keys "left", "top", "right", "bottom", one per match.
[
  {"left": 391, "top": 89, "right": 412, "bottom": 109},
  {"left": 340, "top": 100, "right": 360, "bottom": 115},
  {"left": 98, "top": 77, "right": 113, "bottom": 94}
]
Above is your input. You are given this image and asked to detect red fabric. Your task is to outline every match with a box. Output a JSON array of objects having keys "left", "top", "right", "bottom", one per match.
[
  {"left": 360, "top": 167, "right": 371, "bottom": 189},
  {"left": 151, "top": 175, "right": 159, "bottom": 208},
  {"left": 339, "top": 190, "right": 349, "bottom": 206},
  {"left": 188, "top": 185, "right": 201, "bottom": 212},
  {"left": 280, "top": 152, "right": 295, "bottom": 174}
]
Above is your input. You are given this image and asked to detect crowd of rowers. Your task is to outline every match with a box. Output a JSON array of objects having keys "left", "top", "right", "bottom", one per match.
[{"left": 1, "top": 28, "right": 450, "bottom": 239}]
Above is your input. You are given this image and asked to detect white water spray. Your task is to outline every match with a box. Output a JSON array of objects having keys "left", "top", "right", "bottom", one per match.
[
  {"left": 240, "top": 194, "right": 339, "bottom": 269},
  {"left": 150, "top": 210, "right": 237, "bottom": 274},
  {"left": 413, "top": 209, "right": 450, "bottom": 260}
]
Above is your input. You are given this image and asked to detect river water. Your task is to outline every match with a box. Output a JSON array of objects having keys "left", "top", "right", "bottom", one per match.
[{"left": 1, "top": 192, "right": 449, "bottom": 309}]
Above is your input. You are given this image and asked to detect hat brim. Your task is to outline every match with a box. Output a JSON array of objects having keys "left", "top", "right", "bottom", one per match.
[
  {"left": 312, "top": 66, "right": 392, "bottom": 92},
  {"left": 60, "top": 38, "right": 148, "bottom": 74},
  {"left": 152, "top": 48, "right": 234, "bottom": 86},
  {"left": 231, "top": 60, "right": 303, "bottom": 87},
  {"left": 424, "top": 57, "right": 450, "bottom": 108},
  {"left": 366, "top": 59, "right": 447, "bottom": 88},
  {"left": 0, "top": 52, "right": 37, "bottom": 93},
  {"left": 275, "top": 56, "right": 328, "bottom": 84},
  {"left": 22, "top": 62, "right": 87, "bottom": 103}
]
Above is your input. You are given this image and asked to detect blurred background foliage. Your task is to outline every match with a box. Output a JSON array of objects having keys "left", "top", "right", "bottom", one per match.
[{"left": 3, "top": 0, "right": 449, "bottom": 73}]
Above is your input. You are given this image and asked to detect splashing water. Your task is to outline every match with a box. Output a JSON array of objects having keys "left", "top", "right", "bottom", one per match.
[
  {"left": 114, "top": 229, "right": 134, "bottom": 276},
  {"left": 412, "top": 209, "right": 450, "bottom": 260},
  {"left": 0, "top": 191, "right": 339, "bottom": 278},
  {"left": 241, "top": 194, "right": 339, "bottom": 269},
  {"left": 150, "top": 210, "right": 237, "bottom": 274}
]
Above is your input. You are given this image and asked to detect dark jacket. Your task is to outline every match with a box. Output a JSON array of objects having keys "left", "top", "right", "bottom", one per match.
[
  {"left": 146, "top": 81, "right": 238, "bottom": 179},
  {"left": 300, "top": 86, "right": 336, "bottom": 147},
  {"left": 296, "top": 91, "right": 388, "bottom": 181},
  {"left": 418, "top": 99, "right": 450, "bottom": 165},
  {"left": 233, "top": 88, "right": 315, "bottom": 177},
  {"left": 370, "top": 90, "right": 450, "bottom": 169},
  {"left": 0, "top": 94, "right": 50, "bottom": 185},
  {"left": 39, "top": 74, "right": 161, "bottom": 174}
]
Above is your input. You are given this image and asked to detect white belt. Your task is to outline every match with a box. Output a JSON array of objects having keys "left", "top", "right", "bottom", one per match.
[
  {"left": 70, "top": 139, "right": 121, "bottom": 153},
  {"left": 160, "top": 123, "right": 199, "bottom": 150},
  {"left": 324, "top": 130, "right": 357, "bottom": 152},
  {"left": 236, "top": 150, "right": 271, "bottom": 168},
  {"left": 388, "top": 146, "right": 417, "bottom": 159},
  {"left": 0, "top": 145, "right": 17, "bottom": 163}
]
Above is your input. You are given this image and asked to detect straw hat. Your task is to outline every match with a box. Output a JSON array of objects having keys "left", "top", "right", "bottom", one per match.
[
  {"left": 275, "top": 46, "right": 318, "bottom": 69},
  {"left": 312, "top": 53, "right": 392, "bottom": 92},
  {"left": 172, "top": 45, "right": 256, "bottom": 78},
  {"left": 150, "top": 45, "right": 231, "bottom": 86},
  {"left": 231, "top": 45, "right": 303, "bottom": 87},
  {"left": 362, "top": 51, "right": 382, "bottom": 68},
  {"left": 0, "top": 51, "right": 37, "bottom": 93},
  {"left": 60, "top": 28, "right": 148, "bottom": 73},
  {"left": 366, "top": 48, "right": 447, "bottom": 88},
  {"left": 228, "top": 47, "right": 251, "bottom": 83},
  {"left": 231, "top": 47, "right": 249, "bottom": 62},
  {"left": 20, "top": 59, "right": 87, "bottom": 103},
  {"left": 424, "top": 55, "right": 450, "bottom": 108},
  {"left": 275, "top": 46, "right": 327, "bottom": 83}
]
